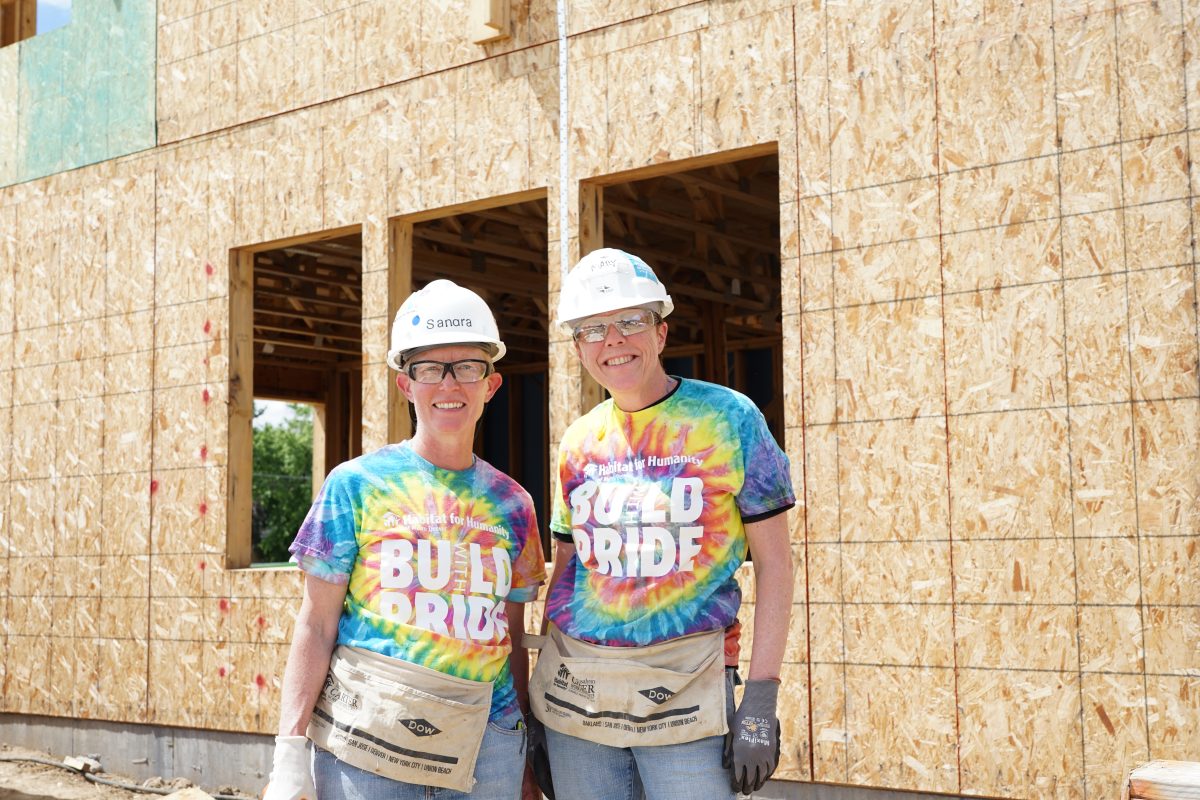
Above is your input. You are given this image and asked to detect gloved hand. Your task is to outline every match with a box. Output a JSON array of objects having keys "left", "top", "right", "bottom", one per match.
[
  {"left": 525, "top": 715, "right": 556, "bottom": 800},
  {"left": 723, "top": 679, "right": 781, "bottom": 794},
  {"left": 262, "top": 736, "right": 316, "bottom": 800}
]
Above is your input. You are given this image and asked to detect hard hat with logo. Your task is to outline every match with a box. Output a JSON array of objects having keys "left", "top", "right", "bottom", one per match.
[
  {"left": 386, "top": 279, "right": 506, "bottom": 370},
  {"left": 556, "top": 248, "right": 674, "bottom": 332}
]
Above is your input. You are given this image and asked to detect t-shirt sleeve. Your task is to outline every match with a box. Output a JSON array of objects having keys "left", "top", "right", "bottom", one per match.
[
  {"left": 507, "top": 493, "right": 547, "bottom": 603},
  {"left": 548, "top": 443, "right": 572, "bottom": 538},
  {"left": 734, "top": 401, "right": 796, "bottom": 518},
  {"left": 289, "top": 465, "right": 361, "bottom": 582}
]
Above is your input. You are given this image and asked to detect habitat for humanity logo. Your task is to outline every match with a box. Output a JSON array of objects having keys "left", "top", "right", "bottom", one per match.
[
  {"left": 552, "top": 664, "right": 595, "bottom": 699},
  {"left": 401, "top": 718, "right": 441, "bottom": 737}
]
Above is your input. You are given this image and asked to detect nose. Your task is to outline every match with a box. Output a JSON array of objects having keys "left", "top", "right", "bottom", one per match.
[{"left": 602, "top": 322, "right": 626, "bottom": 344}]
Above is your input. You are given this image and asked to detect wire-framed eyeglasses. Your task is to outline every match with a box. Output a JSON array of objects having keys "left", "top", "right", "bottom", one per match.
[
  {"left": 571, "top": 309, "right": 660, "bottom": 344},
  {"left": 405, "top": 359, "right": 493, "bottom": 384}
]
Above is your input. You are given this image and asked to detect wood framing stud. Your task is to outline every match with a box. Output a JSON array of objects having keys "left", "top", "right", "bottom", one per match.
[
  {"left": 0, "top": 0, "right": 36, "bottom": 47},
  {"left": 227, "top": 250, "right": 256, "bottom": 570}
]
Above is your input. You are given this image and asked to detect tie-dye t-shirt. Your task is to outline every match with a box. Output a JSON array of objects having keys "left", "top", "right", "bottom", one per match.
[
  {"left": 290, "top": 441, "right": 546, "bottom": 721},
  {"left": 547, "top": 378, "right": 794, "bottom": 646}
]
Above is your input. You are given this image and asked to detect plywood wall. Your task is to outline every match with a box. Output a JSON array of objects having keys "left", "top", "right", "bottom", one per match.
[{"left": 0, "top": 1, "right": 1197, "bottom": 798}]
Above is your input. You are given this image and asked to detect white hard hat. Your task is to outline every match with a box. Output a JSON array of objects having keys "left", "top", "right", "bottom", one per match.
[
  {"left": 556, "top": 248, "right": 674, "bottom": 332},
  {"left": 386, "top": 279, "right": 506, "bottom": 370}
]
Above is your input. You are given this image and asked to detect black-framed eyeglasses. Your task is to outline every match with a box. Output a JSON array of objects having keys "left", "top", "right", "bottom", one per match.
[
  {"left": 571, "top": 309, "right": 660, "bottom": 344},
  {"left": 406, "top": 359, "right": 492, "bottom": 384}
]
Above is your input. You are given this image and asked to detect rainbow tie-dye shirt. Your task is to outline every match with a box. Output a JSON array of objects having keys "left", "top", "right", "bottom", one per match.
[
  {"left": 547, "top": 378, "right": 794, "bottom": 646},
  {"left": 290, "top": 441, "right": 546, "bottom": 721}
]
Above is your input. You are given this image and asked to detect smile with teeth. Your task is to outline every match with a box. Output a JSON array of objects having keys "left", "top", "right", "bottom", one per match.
[
  {"left": 433, "top": 401, "right": 466, "bottom": 409},
  {"left": 605, "top": 355, "right": 636, "bottom": 366}
]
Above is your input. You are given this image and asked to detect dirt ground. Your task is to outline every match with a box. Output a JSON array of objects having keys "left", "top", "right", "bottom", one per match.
[{"left": 0, "top": 746, "right": 247, "bottom": 800}]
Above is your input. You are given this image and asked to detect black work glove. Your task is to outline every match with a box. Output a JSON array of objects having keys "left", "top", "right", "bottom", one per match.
[
  {"left": 723, "top": 679, "right": 781, "bottom": 794},
  {"left": 525, "top": 714, "right": 556, "bottom": 800}
]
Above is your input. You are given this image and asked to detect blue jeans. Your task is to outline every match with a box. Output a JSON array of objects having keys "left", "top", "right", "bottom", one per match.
[
  {"left": 542, "top": 671, "right": 737, "bottom": 800},
  {"left": 314, "top": 719, "right": 526, "bottom": 800}
]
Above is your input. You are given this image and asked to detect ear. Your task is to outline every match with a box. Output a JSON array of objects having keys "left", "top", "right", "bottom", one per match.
[
  {"left": 396, "top": 372, "right": 415, "bottom": 403},
  {"left": 484, "top": 371, "right": 503, "bottom": 402},
  {"left": 654, "top": 320, "right": 668, "bottom": 355}
]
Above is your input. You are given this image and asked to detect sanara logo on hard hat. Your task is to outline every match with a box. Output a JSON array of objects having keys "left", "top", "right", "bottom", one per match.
[{"left": 426, "top": 316, "right": 473, "bottom": 330}]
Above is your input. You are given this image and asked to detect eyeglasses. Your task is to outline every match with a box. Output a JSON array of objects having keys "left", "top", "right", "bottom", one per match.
[
  {"left": 406, "top": 359, "right": 492, "bottom": 384},
  {"left": 571, "top": 309, "right": 660, "bottom": 344}
]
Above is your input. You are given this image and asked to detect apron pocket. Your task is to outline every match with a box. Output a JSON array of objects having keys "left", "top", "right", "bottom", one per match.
[
  {"left": 308, "top": 646, "right": 492, "bottom": 792},
  {"left": 531, "top": 627, "right": 726, "bottom": 748}
]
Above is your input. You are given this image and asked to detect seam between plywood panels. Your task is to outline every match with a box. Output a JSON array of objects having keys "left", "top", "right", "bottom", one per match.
[
  {"left": 1110, "top": 2, "right": 1154, "bottom": 763},
  {"left": 927, "top": 0, "right": 965, "bottom": 790},
  {"left": 787, "top": 0, "right": 817, "bottom": 780},
  {"left": 1048, "top": 6, "right": 1093, "bottom": 792}
]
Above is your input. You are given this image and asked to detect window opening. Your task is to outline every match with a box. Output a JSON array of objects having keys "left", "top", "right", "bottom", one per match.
[
  {"left": 229, "top": 229, "right": 363, "bottom": 567},
  {"left": 252, "top": 400, "right": 316, "bottom": 563},
  {"left": 403, "top": 196, "right": 550, "bottom": 545},
  {"left": 596, "top": 151, "right": 784, "bottom": 445}
]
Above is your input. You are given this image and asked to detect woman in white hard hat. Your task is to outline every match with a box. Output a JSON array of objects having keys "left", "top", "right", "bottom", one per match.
[
  {"left": 264, "top": 279, "right": 546, "bottom": 800},
  {"left": 527, "top": 249, "right": 795, "bottom": 800}
]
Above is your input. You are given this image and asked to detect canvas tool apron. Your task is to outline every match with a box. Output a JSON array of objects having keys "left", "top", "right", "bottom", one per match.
[
  {"left": 528, "top": 624, "right": 726, "bottom": 747},
  {"left": 307, "top": 645, "right": 492, "bottom": 792}
]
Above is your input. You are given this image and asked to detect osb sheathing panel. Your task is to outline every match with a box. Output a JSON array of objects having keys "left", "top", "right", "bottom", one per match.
[
  {"left": 0, "top": 0, "right": 1197, "bottom": 797},
  {"left": 158, "top": 0, "right": 561, "bottom": 145},
  {"left": 789, "top": 0, "right": 1197, "bottom": 794}
]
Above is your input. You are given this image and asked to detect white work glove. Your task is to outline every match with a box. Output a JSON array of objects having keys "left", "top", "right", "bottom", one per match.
[{"left": 262, "top": 736, "right": 316, "bottom": 800}]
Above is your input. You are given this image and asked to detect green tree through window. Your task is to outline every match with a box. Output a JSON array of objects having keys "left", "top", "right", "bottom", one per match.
[{"left": 252, "top": 402, "right": 314, "bottom": 563}]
